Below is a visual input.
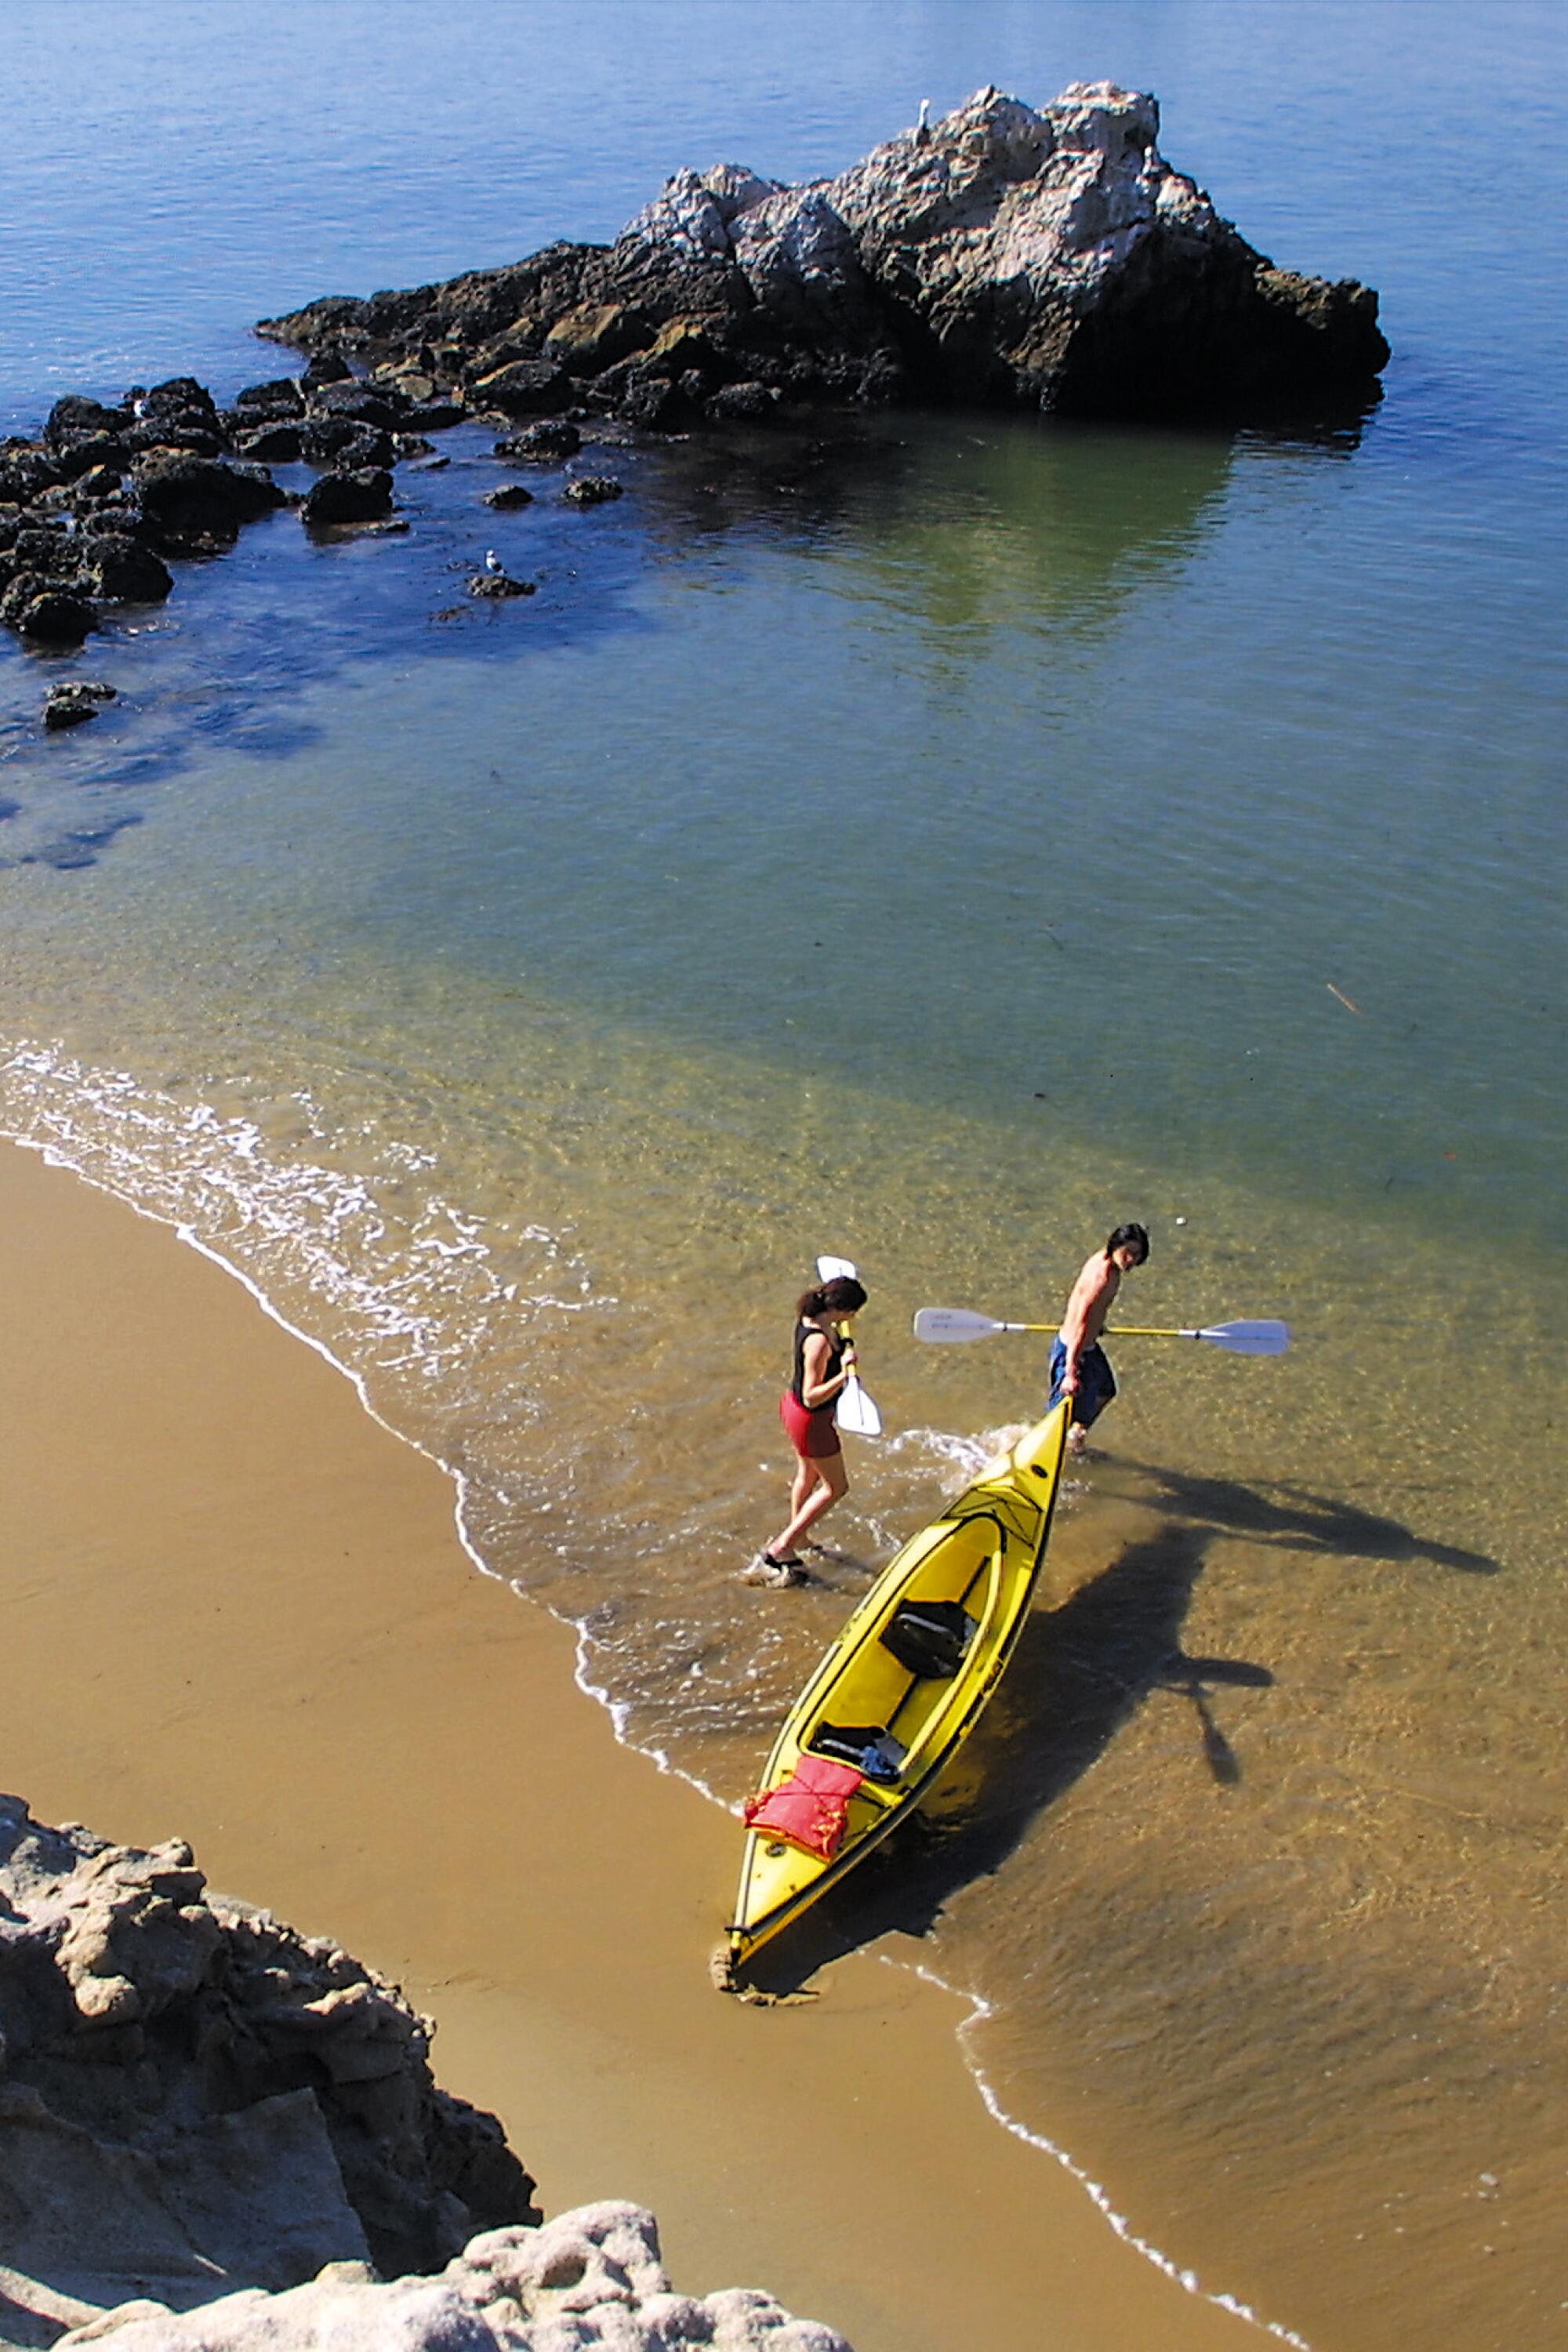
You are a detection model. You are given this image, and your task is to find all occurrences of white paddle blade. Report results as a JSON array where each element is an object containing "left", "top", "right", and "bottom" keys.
[
  {"left": 1200, "top": 1319, "right": 1290, "bottom": 1355},
  {"left": 913, "top": 1306, "right": 1004, "bottom": 1344},
  {"left": 836, "top": 1376, "right": 882, "bottom": 1436},
  {"left": 816, "top": 1254, "right": 858, "bottom": 1283}
]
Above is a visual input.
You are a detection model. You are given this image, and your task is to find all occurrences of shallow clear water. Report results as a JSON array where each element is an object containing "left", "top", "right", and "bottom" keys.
[{"left": 2, "top": 5, "right": 1565, "bottom": 2347}]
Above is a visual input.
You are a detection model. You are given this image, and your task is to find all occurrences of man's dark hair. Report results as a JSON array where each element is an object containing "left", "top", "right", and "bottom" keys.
[{"left": 1105, "top": 1222, "right": 1150, "bottom": 1264}]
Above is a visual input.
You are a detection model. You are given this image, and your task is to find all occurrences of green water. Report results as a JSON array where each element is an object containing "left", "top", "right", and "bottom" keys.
[{"left": 1, "top": 447, "right": 1563, "bottom": 2337}]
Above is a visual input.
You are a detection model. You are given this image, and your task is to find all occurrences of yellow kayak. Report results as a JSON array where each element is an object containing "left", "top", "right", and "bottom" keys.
[{"left": 724, "top": 1398, "right": 1070, "bottom": 1981}]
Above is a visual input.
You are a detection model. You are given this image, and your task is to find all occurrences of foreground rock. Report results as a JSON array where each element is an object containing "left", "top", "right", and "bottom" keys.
[
  {"left": 0, "top": 1802, "right": 852, "bottom": 2352},
  {"left": 0, "top": 1798, "right": 534, "bottom": 2346},
  {"left": 260, "top": 82, "right": 1386, "bottom": 425},
  {"left": 51, "top": 2201, "right": 853, "bottom": 2350}
]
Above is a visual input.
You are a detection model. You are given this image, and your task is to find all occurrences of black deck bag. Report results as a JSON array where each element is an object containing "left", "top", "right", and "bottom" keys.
[
  {"left": 809, "top": 1722, "right": 902, "bottom": 1780},
  {"left": 878, "top": 1599, "right": 975, "bottom": 1680}
]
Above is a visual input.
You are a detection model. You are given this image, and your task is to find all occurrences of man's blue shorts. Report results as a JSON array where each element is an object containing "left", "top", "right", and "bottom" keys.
[{"left": 1048, "top": 1339, "right": 1116, "bottom": 1428}]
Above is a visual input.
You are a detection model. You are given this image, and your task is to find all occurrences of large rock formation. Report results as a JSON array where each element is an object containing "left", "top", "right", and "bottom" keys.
[
  {"left": 0, "top": 1798, "right": 534, "bottom": 2347},
  {"left": 260, "top": 83, "right": 1387, "bottom": 423},
  {"left": 0, "top": 1802, "right": 853, "bottom": 2352}
]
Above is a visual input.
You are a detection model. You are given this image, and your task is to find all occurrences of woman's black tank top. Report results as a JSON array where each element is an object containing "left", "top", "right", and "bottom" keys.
[{"left": 791, "top": 1318, "right": 845, "bottom": 1409}]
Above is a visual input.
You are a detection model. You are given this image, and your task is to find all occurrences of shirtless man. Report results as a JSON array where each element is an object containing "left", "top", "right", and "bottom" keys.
[{"left": 1051, "top": 1222, "right": 1149, "bottom": 1454}]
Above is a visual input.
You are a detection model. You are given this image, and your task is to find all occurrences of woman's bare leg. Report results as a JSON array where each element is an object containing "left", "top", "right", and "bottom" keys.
[{"left": 769, "top": 1450, "right": 848, "bottom": 1557}]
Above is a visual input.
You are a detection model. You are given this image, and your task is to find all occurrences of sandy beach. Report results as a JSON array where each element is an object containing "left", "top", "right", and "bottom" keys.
[{"left": 0, "top": 1138, "right": 1269, "bottom": 2352}]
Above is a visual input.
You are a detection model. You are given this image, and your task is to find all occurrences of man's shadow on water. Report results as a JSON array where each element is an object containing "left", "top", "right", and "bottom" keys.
[
  {"left": 1123, "top": 1461, "right": 1499, "bottom": 1578},
  {"left": 744, "top": 1467, "right": 1498, "bottom": 1994}
]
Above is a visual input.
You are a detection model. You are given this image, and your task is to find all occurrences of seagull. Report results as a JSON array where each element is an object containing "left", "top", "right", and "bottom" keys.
[
  {"left": 484, "top": 549, "right": 503, "bottom": 574},
  {"left": 915, "top": 97, "right": 932, "bottom": 146}
]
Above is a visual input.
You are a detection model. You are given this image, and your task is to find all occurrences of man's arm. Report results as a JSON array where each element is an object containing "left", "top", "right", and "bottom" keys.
[{"left": 1059, "top": 1255, "right": 1112, "bottom": 1392}]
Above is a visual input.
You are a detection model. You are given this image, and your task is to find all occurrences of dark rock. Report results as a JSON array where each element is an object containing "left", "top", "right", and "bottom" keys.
[
  {"left": 483, "top": 482, "right": 535, "bottom": 510},
  {"left": 45, "top": 395, "right": 128, "bottom": 448},
  {"left": 614, "top": 376, "right": 690, "bottom": 431},
  {"left": 300, "top": 414, "right": 369, "bottom": 465},
  {"left": 235, "top": 376, "right": 307, "bottom": 419},
  {"left": 495, "top": 419, "right": 581, "bottom": 463},
  {"left": 79, "top": 534, "right": 175, "bottom": 603},
  {"left": 0, "top": 444, "right": 61, "bottom": 503},
  {"left": 709, "top": 379, "right": 783, "bottom": 422},
  {"left": 302, "top": 467, "right": 394, "bottom": 526},
  {"left": 44, "top": 680, "right": 117, "bottom": 730},
  {"left": 68, "top": 465, "right": 125, "bottom": 507},
  {"left": 53, "top": 431, "right": 131, "bottom": 481},
  {"left": 12, "top": 523, "right": 77, "bottom": 573},
  {"left": 639, "top": 315, "right": 723, "bottom": 379},
  {"left": 302, "top": 350, "right": 355, "bottom": 387},
  {"left": 237, "top": 421, "right": 305, "bottom": 463},
  {"left": 304, "top": 423, "right": 397, "bottom": 470},
  {"left": 561, "top": 474, "right": 625, "bottom": 505},
  {"left": 542, "top": 299, "right": 653, "bottom": 374},
  {"left": 132, "top": 452, "right": 285, "bottom": 552},
  {"left": 468, "top": 568, "right": 536, "bottom": 597},
  {"left": 128, "top": 422, "right": 228, "bottom": 459},
  {"left": 393, "top": 433, "right": 435, "bottom": 459},
  {"left": 147, "top": 374, "right": 218, "bottom": 415},
  {"left": 310, "top": 381, "right": 405, "bottom": 429},
  {"left": 405, "top": 398, "right": 466, "bottom": 432},
  {"left": 470, "top": 358, "right": 572, "bottom": 418},
  {"left": 14, "top": 590, "right": 97, "bottom": 644},
  {"left": 127, "top": 379, "right": 227, "bottom": 456}
]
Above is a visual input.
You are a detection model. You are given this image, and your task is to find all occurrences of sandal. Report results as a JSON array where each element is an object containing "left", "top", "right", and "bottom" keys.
[{"left": 742, "top": 1549, "right": 809, "bottom": 1588}]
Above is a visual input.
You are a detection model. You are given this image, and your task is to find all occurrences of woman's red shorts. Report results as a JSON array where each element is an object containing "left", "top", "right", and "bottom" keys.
[{"left": 780, "top": 1388, "right": 841, "bottom": 1461}]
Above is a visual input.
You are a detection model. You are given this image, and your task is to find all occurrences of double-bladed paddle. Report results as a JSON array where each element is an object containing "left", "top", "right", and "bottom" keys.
[
  {"left": 816, "top": 1254, "right": 883, "bottom": 1434},
  {"left": 913, "top": 1307, "right": 1290, "bottom": 1356}
]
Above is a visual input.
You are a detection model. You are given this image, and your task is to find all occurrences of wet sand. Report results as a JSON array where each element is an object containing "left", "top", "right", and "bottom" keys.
[{"left": 0, "top": 1138, "right": 1263, "bottom": 2352}]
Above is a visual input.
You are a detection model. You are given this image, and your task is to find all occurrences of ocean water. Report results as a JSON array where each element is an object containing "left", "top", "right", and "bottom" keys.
[{"left": 2, "top": 5, "right": 1565, "bottom": 2347}]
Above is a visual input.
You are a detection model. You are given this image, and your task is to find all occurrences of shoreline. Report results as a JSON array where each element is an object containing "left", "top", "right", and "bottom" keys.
[{"left": 0, "top": 1134, "right": 1269, "bottom": 2352}]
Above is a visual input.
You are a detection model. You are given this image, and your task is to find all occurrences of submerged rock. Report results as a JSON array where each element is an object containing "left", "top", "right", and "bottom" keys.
[
  {"left": 13, "top": 588, "right": 98, "bottom": 644},
  {"left": 468, "top": 567, "right": 535, "bottom": 597},
  {"left": 260, "top": 82, "right": 1386, "bottom": 425},
  {"left": 302, "top": 466, "right": 394, "bottom": 527},
  {"left": 43, "top": 680, "right": 118, "bottom": 730},
  {"left": 561, "top": 475, "right": 623, "bottom": 506},
  {"left": 494, "top": 420, "right": 582, "bottom": 463}
]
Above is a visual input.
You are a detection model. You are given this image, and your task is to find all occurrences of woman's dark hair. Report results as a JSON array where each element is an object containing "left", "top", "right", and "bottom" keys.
[
  {"left": 798, "top": 1275, "right": 868, "bottom": 1319},
  {"left": 1105, "top": 1222, "right": 1150, "bottom": 1264}
]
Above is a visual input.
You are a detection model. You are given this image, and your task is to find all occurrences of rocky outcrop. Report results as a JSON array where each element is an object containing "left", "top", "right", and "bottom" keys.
[
  {"left": 0, "top": 1804, "right": 853, "bottom": 2352},
  {"left": 260, "top": 82, "right": 1386, "bottom": 425},
  {"left": 0, "top": 1798, "right": 535, "bottom": 2347},
  {"left": 0, "top": 357, "right": 444, "bottom": 652},
  {"left": 48, "top": 2202, "right": 853, "bottom": 2351},
  {"left": 0, "top": 82, "right": 1385, "bottom": 673}
]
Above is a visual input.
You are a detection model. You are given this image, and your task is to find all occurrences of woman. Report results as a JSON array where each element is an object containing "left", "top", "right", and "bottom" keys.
[{"left": 746, "top": 1273, "right": 868, "bottom": 1587}]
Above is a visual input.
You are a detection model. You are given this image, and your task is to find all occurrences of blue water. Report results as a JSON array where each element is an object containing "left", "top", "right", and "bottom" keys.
[{"left": 2, "top": 6, "right": 1566, "bottom": 2349}]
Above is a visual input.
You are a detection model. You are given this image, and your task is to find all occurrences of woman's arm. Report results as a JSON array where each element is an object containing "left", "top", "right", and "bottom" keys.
[{"left": 800, "top": 1330, "right": 852, "bottom": 1410}]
